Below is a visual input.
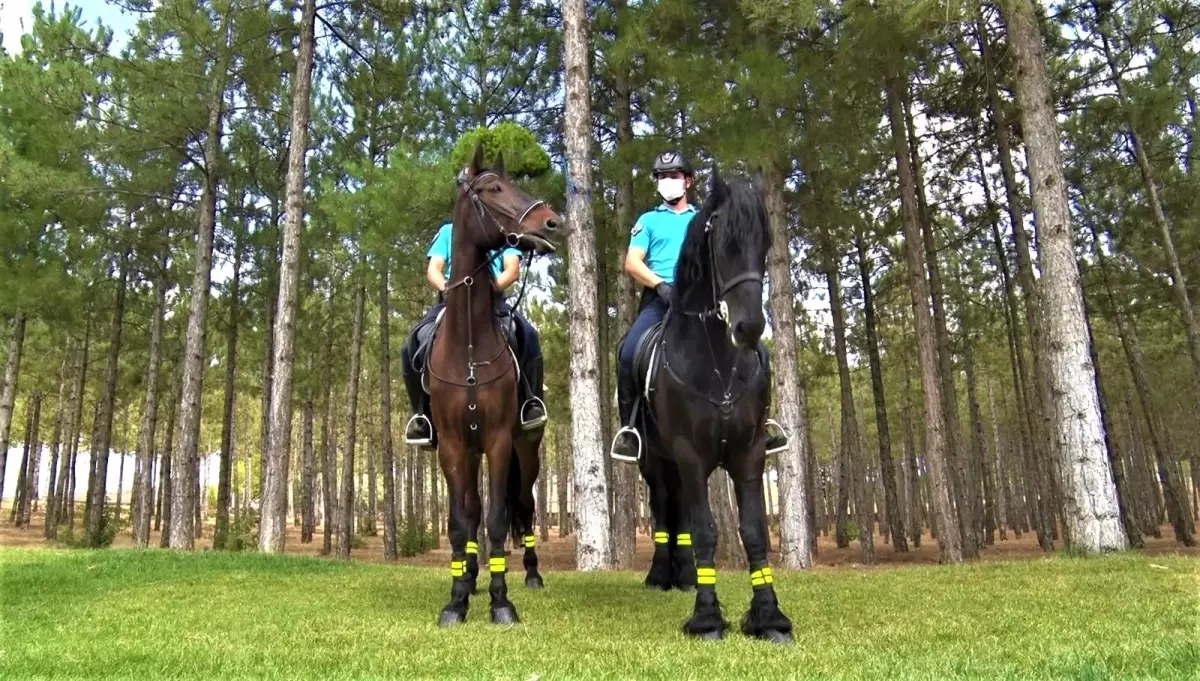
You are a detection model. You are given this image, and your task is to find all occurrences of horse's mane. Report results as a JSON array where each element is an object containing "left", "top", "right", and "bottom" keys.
[{"left": 673, "top": 175, "right": 772, "bottom": 297}]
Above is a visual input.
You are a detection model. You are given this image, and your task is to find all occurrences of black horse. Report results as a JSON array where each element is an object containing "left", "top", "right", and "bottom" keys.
[{"left": 621, "top": 169, "right": 793, "bottom": 643}]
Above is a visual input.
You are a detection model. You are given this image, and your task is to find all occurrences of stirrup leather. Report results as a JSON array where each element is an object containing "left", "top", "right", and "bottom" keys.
[
  {"left": 520, "top": 397, "right": 548, "bottom": 430},
  {"left": 610, "top": 426, "right": 642, "bottom": 463},
  {"left": 404, "top": 413, "right": 433, "bottom": 446},
  {"left": 764, "top": 419, "right": 790, "bottom": 455}
]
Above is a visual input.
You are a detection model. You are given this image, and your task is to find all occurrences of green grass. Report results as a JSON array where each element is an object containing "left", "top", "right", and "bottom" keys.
[{"left": 1, "top": 549, "right": 1196, "bottom": 680}]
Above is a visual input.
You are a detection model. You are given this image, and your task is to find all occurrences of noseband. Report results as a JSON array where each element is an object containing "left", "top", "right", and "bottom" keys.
[{"left": 461, "top": 171, "right": 546, "bottom": 251}]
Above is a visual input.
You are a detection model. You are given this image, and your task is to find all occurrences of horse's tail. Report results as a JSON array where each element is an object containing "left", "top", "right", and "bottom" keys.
[{"left": 506, "top": 449, "right": 525, "bottom": 546}]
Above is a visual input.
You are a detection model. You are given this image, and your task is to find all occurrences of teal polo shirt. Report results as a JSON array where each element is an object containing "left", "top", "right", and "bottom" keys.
[
  {"left": 427, "top": 222, "right": 521, "bottom": 281},
  {"left": 629, "top": 204, "right": 697, "bottom": 285}
]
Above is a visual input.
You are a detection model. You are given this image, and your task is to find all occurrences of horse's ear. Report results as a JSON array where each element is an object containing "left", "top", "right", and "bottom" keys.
[
  {"left": 494, "top": 151, "right": 506, "bottom": 177},
  {"left": 471, "top": 142, "right": 486, "bottom": 175},
  {"left": 750, "top": 171, "right": 765, "bottom": 194},
  {"left": 708, "top": 165, "right": 729, "bottom": 205}
]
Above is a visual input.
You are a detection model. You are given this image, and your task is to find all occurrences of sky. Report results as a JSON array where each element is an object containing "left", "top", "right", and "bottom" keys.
[{"left": 1, "top": 0, "right": 138, "bottom": 54}]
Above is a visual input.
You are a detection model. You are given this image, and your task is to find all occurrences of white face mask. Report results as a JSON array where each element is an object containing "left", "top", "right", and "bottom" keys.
[{"left": 657, "top": 177, "right": 686, "bottom": 203}]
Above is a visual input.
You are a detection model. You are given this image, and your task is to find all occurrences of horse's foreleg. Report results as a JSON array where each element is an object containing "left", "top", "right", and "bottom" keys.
[
  {"left": 515, "top": 440, "right": 544, "bottom": 589},
  {"left": 731, "top": 463, "right": 794, "bottom": 644},
  {"left": 641, "top": 456, "right": 674, "bottom": 591},
  {"left": 677, "top": 457, "right": 727, "bottom": 640},
  {"left": 438, "top": 450, "right": 475, "bottom": 628},
  {"left": 485, "top": 437, "right": 519, "bottom": 624},
  {"left": 665, "top": 460, "right": 696, "bottom": 591}
]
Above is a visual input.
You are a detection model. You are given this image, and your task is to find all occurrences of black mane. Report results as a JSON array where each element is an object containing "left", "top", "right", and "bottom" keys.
[{"left": 673, "top": 174, "right": 772, "bottom": 298}]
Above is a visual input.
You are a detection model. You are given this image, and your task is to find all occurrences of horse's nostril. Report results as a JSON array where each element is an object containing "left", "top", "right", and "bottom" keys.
[{"left": 545, "top": 217, "right": 559, "bottom": 230}]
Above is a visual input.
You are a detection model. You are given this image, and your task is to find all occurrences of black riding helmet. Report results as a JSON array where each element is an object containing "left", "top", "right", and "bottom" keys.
[{"left": 652, "top": 150, "right": 693, "bottom": 178}]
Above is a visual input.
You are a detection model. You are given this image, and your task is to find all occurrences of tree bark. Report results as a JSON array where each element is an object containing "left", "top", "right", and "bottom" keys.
[
  {"left": 158, "top": 380, "right": 178, "bottom": 545},
  {"left": 1000, "top": 0, "right": 1127, "bottom": 552},
  {"left": 338, "top": 281, "right": 365, "bottom": 559},
  {"left": 16, "top": 394, "right": 43, "bottom": 527},
  {"left": 964, "top": 336, "right": 995, "bottom": 546},
  {"left": 213, "top": 222, "right": 242, "bottom": 550},
  {"left": 86, "top": 251, "right": 130, "bottom": 546},
  {"left": 903, "top": 363, "right": 922, "bottom": 547},
  {"left": 556, "top": 425, "right": 570, "bottom": 536},
  {"left": 378, "top": 258, "right": 398, "bottom": 560},
  {"left": 887, "top": 76, "right": 961, "bottom": 562},
  {"left": 133, "top": 250, "right": 168, "bottom": 546},
  {"left": 300, "top": 367, "right": 315, "bottom": 543},
  {"left": 321, "top": 330, "right": 336, "bottom": 555},
  {"left": 762, "top": 162, "right": 814, "bottom": 569},
  {"left": 985, "top": 378, "right": 1011, "bottom": 540},
  {"left": 0, "top": 312, "right": 26, "bottom": 498},
  {"left": 855, "top": 235, "right": 906, "bottom": 552},
  {"left": 44, "top": 351, "right": 70, "bottom": 537},
  {"left": 365, "top": 385, "right": 378, "bottom": 535},
  {"left": 563, "top": 0, "right": 611, "bottom": 570},
  {"left": 259, "top": 0, "right": 316, "bottom": 553}
]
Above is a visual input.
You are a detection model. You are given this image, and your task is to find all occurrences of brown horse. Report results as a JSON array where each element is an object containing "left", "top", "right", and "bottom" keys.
[{"left": 429, "top": 143, "right": 560, "bottom": 627}]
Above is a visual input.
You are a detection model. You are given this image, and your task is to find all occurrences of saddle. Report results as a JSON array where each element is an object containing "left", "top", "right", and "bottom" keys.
[
  {"left": 412, "top": 308, "right": 523, "bottom": 392},
  {"left": 632, "top": 321, "right": 665, "bottom": 402}
]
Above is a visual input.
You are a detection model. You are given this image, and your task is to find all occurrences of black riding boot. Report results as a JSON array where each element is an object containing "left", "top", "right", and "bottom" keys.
[
  {"left": 519, "top": 354, "right": 547, "bottom": 430},
  {"left": 401, "top": 340, "right": 434, "bottom": 448},
  {"left": 758, "top": 347, "right": 789, "bottom": 454},
  {"left": 610, "top": 358, "right": 641, "bottom": 462}
]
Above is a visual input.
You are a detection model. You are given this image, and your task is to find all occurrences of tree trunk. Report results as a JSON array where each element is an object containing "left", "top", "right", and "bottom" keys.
[
  {"left": 170, "top": 24, "right": 231, "bottom": 548},
  {"left": 338, "top": 281, "right": 365, "bottom": 559},
  {"left": 114, "top": 410, "right": 129, "bottom": 525},
  {"left": 158, "top": 381, "right": 178, "bottom": 545},
  {"left": 16, "top": 394, "right": 43, "bottom": 527},
  {"left": 44, "top": 352, "right": 70, "bottom": 537},
  {"left": 134, "top": 251, "right": 168, "bottom": 547},
  {"left": 259, "top": 0, "right": 316, "bottom": 553},
  {"left": 902, "top": 365, "right": 922, "bottom": 547},
  {"left": 321, "top": 331, "right": 336, "bottom": 555},
  {"left": 964, "top": 337, "right": 995, "bottom": 546},
  {"left": 563, "top": 0, "right": 611, "bottom": 570},
  {"left": 57, "top": 321, "right": 90, "bottom": 534},
  {"left": 537, "top": 457, "right": 548, "bottom": 542},
  {"left": 1000, "top": 0, "right": 1126, "bottom": 552},
  {"left": 378, "top": 258, "right": 398, "bottom": 560},
  {"left": 12, "top": 407, "right": 33, "bottom": 525},
  {"left": 710, "top": 470, "right": 744, "bottom": 567},
  {"left": 985, "top": 378, "right": 1011, "bottom": 540},
  {"left": 762, "top": 162, "right": 814, "bottom": 569},
  {"left": 300, "top": 369, "right": 315, "bottom": 543},
  {"left": 855, "top": 235, "right": 906, "bottom": 552},
  {"left": 429, "top": 448, "right": 440, "bottom": 547},
  {"left": 977, "top": 13, "right": 1057, "bottom": 550},
  {"left": 86, "top": 251, "right": 130, "bottom": 547},
  {"left": 214, "top": 223, "right": 242, "bottom": 550},
  {"left": 0, "top": 312, "right": 26, "bottom": 498},
  {"left": 556, "top": 425, "right": 570, "bottom": 536},
  {"left": 365, "top": 386, "right": 378, "bottom": 535},
  {"left": 887, "top": 75, "right": 961, "bottom": 563}
]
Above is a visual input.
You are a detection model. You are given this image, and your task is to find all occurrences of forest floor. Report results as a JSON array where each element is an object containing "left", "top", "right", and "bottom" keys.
[
  {"left": 1, "top": 505, "right": 1197, "bottom": 570},
  {"left": 1, "top": 546, "right": 1195, "bottom": 680}
]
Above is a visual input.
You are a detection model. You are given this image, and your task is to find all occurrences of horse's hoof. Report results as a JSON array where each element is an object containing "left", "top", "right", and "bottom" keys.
[
  {"left": 467, "top": 579, "right": 479, "bottom": 595},
  {"left": 759, "top": 629, "right": 794, "bottom": 645},
  {"left": 696, "top": 629, "right": 724, "bottom": 641},
  {"left": 438, "top": 610, "right": 466, "bottom": 628},
  {"left": 674, "top": 583, "right": 696, "bottom": 593},
  {"left": 644, "top": 581, "right": 672, "bottom": 592},
  {"left": 525, "top": 576, "right": 544, "bottom": 590},
  {"left": 491, "top": 605, "right": 520, "bottom": 625}
]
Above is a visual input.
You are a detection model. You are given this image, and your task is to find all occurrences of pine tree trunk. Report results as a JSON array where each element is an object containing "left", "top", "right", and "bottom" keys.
[
  {"left": 44, "top": 352, "right": 70, "bottom": 537},
  {"left": 1000, "top": 0, "right": 1127, "bottom": 552},
  {"left": 300, "top": 372, "right": 315, "bottom": 543},
  {"left": 338, "top": 281, "right": 365, "bottom": 559},
  {"left": 86, "top": 251, "right": 130, "bottom": 547},
  {"left": 365, "top": 389, "right": 378, "bottom": 535},
  {"left": 56, "top": 323, "right": 89, "bottom": 535},
  {"left": 887, "top": 76, "right": 961, "bottom": 562},
  {"left": 377, "top": 259, "right": 398, "bottom": 560},
  {"left": 762, "top": 162, "right": 814, "bottom": 569},
  {"left": 964, "top": 337, "right": 995, "bottom": 546},
  {"left": 537, "top": 458, "right": 548, "bottom": 542},
  {"left": 16, "top": 394, "right": 43, "bottom": 527},
  {"left": 12, "top": 407, "right": 33, "bottom": 525},
  {"left": 986, "top": 378, "right": 1011, "bottom": 540},
  {"left": 170, "top": 27, "right": 230, "bottom": 548},
  {"left": 158, "top": 385, "right": 177, "bottom": 545},
  {"left": 856, "top": 235, "right": 906, "bottom": 551},
  {"left": 133, "top": 252, "right": 167, "bottom": 548},
  {"left": 321, "top": 331, "right": 336, "bottom": 555},
  {"left": 710, "top": 470, "right": 744, "bottom": 567},
  {"left": 903, "top": 374, "right": 922, "bottom": 547},
  {"left": 563, "top": 0, "right": 611, "bottom": 570},
  {"left": 0, "top": 312, "right": 26, "bottom": 498},
  {"left": 556, "top": 425, "right": 570, "bottom": 536},
  {"left": 429, "top": 450, "right": 440, "bottom": 547},
  {"left": 259, "top": 0, "right": 315, "bottom": 553},
  {"left": 114, "top": 412, "right": 128, "bottom": 525},
  {"left": 214, "top": 224, "right": 242, "bottom": 550}
]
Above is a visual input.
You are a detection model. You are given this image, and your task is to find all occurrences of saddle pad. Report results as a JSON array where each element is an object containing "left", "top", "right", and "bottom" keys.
[{"left": 632, "top": 321, "right": 665, "bottom": 401}]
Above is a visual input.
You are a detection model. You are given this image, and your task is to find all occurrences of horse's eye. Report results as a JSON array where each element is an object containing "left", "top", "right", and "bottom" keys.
[{"left": 489, "top": 185, "right": 501, "bottom": 193}]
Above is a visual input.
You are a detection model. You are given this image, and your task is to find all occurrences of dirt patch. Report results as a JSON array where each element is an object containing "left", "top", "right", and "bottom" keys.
[{"left": 3, "top": 503, "right": 1195, "bottom": 570}]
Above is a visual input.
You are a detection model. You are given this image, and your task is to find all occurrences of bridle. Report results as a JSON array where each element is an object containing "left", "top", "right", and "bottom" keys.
[
  {"left": 428, "top": 170, "right": 546, "bottom": 441},
  {"left": 683, "top": 211, "right": 765, "bottom": 326}
]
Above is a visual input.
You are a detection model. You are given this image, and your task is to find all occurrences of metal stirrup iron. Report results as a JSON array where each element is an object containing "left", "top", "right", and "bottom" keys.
[
  {"left": 610, "top": 426, "right": 642, "bottom": 463},
  {"left": 764, "top": 418, "right": 789, "bottom": 455},
  {"left": 520, "top": 397, "right": 548, "bottom": 431},
  {"left": 404, "top": 413, "right": 433, "bottom": 446}
]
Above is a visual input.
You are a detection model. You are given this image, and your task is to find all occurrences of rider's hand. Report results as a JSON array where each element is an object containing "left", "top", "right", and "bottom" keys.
[{"left": 655, "top": 282, "right": 674, "bottom": 305}]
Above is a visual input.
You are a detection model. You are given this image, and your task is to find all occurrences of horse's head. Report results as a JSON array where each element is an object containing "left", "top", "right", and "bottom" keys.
[
  {"left": 678, "top": 168, "right": 772, "bottom": 349},
  {"left": 458, "top": 142, "right": 560, "bottom": 255}
]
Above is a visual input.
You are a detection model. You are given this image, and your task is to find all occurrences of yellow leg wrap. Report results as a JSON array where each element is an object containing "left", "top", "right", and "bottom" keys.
[
  {"left": 750, "top": 566, "right": 775, "bottom": 587},
  {"left": 523, "top": 535, "right": 536, "bottom": 549},
  {"left": 676, "top": 533, "right": 693, "bottom": 547},
  {"left": 653, "top": 531, "right": 669, "bottom": 545},
  {"left": 466, "top": 541, "right": 479, "bottom": 555},
  {"left": 489, "top": 556, "right": 507, "bottom": 573},
  {"left": 450, "top": 560, "right": 466, "bottom": 578},
  {"left": 696, "top": 566, "right": 717, "bottom": 586}
]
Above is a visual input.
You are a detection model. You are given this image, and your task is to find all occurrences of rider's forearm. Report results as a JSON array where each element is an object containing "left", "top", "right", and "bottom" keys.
[
  {"left": 624, "top": 255, "right": 663, "bottom": 290},
  {"left": 426, "top": 263, "right": 446, "bottom": 291},
  {"left": 495, "top": 257, "right": 520, "bottom": 289}
]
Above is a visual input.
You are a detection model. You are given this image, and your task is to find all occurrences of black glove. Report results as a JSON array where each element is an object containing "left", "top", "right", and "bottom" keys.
[{"left": 654, "top": 282, "right": 674, "bottom": 305}]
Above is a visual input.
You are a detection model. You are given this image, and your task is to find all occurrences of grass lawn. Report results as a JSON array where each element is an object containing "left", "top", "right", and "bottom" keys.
[{"left": 1, "top": 548, "right": 1196, "bottom": 680}]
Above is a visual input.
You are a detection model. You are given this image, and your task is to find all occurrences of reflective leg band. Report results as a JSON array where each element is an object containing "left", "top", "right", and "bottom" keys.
[
  {"left": 654, "top": 531, "right": 669, "bottom": 545},
  {"left": 450, "top": 560, "right": 466, "bottom": 578},
  {"left": 523, "top": 535, "right": 536, "bottom": 549},
  {"left": 676, "top": 533, "right": 693, "bottom": 547},
  {"left": 489, "top": 556, "right": 507, "bottom": 573},
  {"left": 466, "top": 541, "right": 478, "bottom": 555},
  {"left": 750, "top": 566, "right": 774, "bottom": 588},
  {"left": 696, "top": 566, "right": 717, "bottom": 586}
]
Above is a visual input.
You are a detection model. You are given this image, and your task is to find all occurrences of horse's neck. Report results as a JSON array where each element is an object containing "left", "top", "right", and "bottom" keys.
[{"left": 442, "top": 212, "right": 500, "bottom": 358}]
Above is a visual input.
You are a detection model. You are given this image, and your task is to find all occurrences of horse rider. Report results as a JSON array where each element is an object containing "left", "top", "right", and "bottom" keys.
[
  {"left": 609, "top": 149, "right": 789, "bottom": 462},
  {"left": 401, "top": 184, "right": 547, "bottom": 448}
]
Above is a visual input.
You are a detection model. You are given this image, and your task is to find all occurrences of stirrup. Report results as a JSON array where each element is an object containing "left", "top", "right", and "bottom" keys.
[
  {"left": 520, "top": 397, "right": 548, "bottom": 431},
  {"left": 404, "top": 413, "right": 433, "bottom": 446},
  {"left": 764, "top": 419, "right": 790, "bottom": 455},
  {"left": 609, "top": 426, "right": 642, "bottom": 463}
]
